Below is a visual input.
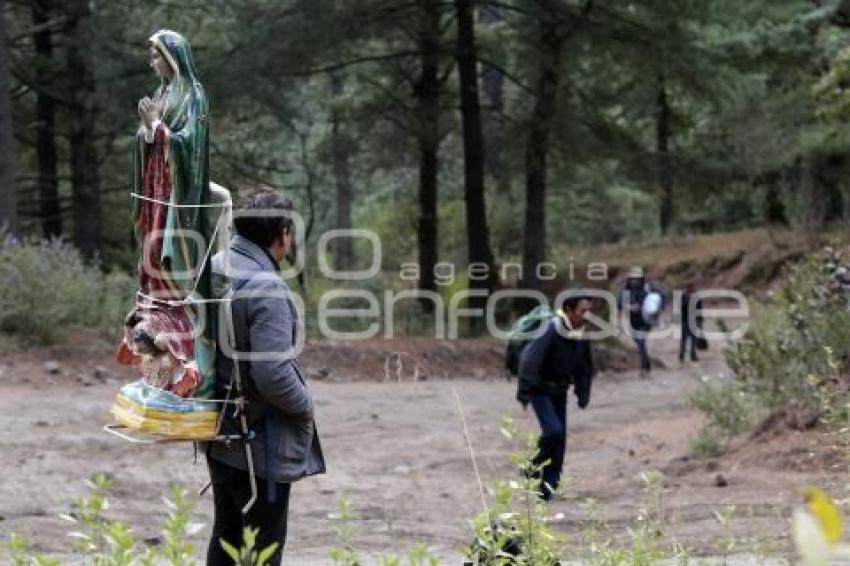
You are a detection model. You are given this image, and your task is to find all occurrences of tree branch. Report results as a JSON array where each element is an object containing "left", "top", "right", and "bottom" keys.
[
  {"left": 475, "top": 56, "right": 535, "bottom": 95},
  {"left": 281, "top": 50, "right": 423, "bottom": 77}
]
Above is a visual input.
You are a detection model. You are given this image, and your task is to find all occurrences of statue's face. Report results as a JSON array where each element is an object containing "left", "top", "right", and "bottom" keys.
[{"left": 149, "top": 44, "right": 173, "bottom": 79}]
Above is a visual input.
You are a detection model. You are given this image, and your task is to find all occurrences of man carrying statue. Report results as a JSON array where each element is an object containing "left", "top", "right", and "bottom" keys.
[{"left": 111, "top": 30, "right": 324, "bottom": 565}]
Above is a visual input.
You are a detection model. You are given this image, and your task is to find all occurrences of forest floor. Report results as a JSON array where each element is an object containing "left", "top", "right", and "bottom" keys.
[{"left": 0, "top": 328, "right": 847, "bottom": 564}]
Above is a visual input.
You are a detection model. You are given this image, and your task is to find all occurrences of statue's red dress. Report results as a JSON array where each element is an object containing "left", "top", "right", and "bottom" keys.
[{"left": 116, "top": 124, "right": 199, "bottom": 397}]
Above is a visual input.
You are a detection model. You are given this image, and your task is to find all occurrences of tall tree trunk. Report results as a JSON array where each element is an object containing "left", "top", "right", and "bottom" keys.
[
  {"left": 797, "top": 153, "right": 845, "bottom": 229},
  {"left": 800, "top": 156, "right": 822, "bottom": 230},
  {"left": 330, "top": 75, "right": 353, "bottom": 271},
  {"left": 66, "top": 0, "right": 100, "bottom": 258},
  {"left": 756, "top": 171, "right": 789, "bottom": 226},
  {"left": 763, "top": 185, "right": 788, "bottom": 226},
  {"left": 479, "top": 3, "right": 505, "bottom": 188},
  {"left": 479, "top": 3, "right": 517, "bottom": 261},
  {"left": 656, "top": 73, "right": 673, "bottom": 235},
  {"left": 479, "top": 3, "right": 503, "bottom": 114},
  {"left": 832, "top": 0, "right": 850, "bottom": 27},
  {"left": 32, "top": 0, "right": 61, "bottom": 239},
  {"left": 414, "top": 0, "right": 441, "bottom": 312},
  {"left": 823, "top": 153, "right": 845, "bottom": 223},
  {"left": 0, "top": 0, "right": 17, "bottom": 235},
  {"left": 521, "top": 18, "right": 565, "bottom": 291},
  {"left": 455, "top": 0, "right": 496, "bottom": 330}
]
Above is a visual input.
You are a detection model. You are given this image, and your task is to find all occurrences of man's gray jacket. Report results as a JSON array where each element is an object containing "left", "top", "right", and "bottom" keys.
[{"left": 208, "top": 235, "right": 325, "bottom": 483}]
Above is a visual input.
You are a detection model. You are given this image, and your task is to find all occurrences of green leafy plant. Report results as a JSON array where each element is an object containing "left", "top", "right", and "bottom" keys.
[
  {"left": 690, "top": 382, "right": 757, "bottom": 439},
  {"left": 688, "top": 426, "right": 726, "bottom": 458},
  {"left": 219, "top": 527, "right": 279, "bottom": 566},
  {"left": 329, "top": 497, "right": 361, "bottom": 566},
  {"left": 4, "top": 473, "right": 273, "bottom": 566},
  {"left": 713, "top": 505, "right": 737, "bottom": 564},
  {"left": 689, "top": 379, "right": 759, "bottom": 455},
  {"left": 464, "top": 416, "right": 568, "bottom": 565}
]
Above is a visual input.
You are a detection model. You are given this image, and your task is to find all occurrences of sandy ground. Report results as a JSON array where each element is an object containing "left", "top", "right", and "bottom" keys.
[{"left": 0, "top": 332, "right": 847, "bottom": 565}]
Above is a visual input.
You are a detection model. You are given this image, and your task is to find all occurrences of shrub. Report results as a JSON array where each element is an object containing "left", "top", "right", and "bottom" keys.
[
  {"left": 689, "top": 380, "right": 759, "bottom": 439},
  {"left": 689, "top": 427, "right": 726, "bottom": 458},
  {"left": 0, "top": 238, "right": 134, "bottom": 344},
  {"left": 725, "top": 253, "right": 850, "bottom": 412},
  {"left": 692, "top": 249, "right": 850, "bottom": 453}
]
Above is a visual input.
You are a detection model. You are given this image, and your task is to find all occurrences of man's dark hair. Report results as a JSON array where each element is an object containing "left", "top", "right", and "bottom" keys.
[
  {"left": 562, "top": 292, "right": 594, "bottom": 311},
  {"left": 232, "top": 189, "right": 294, "bottom": 248}
]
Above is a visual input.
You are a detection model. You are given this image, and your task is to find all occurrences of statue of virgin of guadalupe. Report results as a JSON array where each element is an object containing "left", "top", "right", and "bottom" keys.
[{"left": 115, "top": 30, "right": 217, "bottom": 400}]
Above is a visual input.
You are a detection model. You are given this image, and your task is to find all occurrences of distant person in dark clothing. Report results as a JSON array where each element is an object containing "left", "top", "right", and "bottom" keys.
[
  {"left": 516, "top": 295, "right": 595, "bottom": 501},
  {"left": 618, "top": 266, "right": 663, "bottom": 379},
  {"left": 679, "top": 282, "right": 704, "bottom": 363}
]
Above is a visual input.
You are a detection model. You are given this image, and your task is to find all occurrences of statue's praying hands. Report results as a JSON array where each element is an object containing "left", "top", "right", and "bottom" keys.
[{"left": 138, "top": 96, "right": 158, "bottom": 129}]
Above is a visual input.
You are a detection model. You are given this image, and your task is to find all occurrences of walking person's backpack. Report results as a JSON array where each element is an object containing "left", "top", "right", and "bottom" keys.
[
  {"left": 504, "top": 306, "right": 556, "bottom": 377},
  {"left": 641, "top": 288, "right": 663, "bottom": 326}
]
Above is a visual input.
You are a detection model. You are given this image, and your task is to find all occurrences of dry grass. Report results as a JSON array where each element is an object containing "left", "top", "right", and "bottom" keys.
[
  {"left": 553, "top": 227, "right": 850, "bottom": 292},
  {"left": 568, "top": 228, "right": 801, "bottom": 269}
]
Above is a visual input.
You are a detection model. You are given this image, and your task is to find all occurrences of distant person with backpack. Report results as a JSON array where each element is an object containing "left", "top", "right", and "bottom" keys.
[
  {"left": 679, "top": 282, "right": 705, "bottom": 363},
  {"left": 618, "top": 266, "right": 663, "bottom": 379},
  {"left": 511, "top": 295, "right": 595, "bottom": 501}
]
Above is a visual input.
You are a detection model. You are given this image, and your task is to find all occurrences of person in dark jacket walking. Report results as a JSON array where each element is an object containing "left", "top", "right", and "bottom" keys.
[
  {"left": 206, "top": 189, "right": 325, "bottom": 565},
  {"left": 618, "top": 266, "right": 660, "bottom": 379},
  {"left": 679, "top": 282, "right": 704, "bottom": 363},
  {"left": 516, "top": 295, "right": 595, "bottom": 501}
]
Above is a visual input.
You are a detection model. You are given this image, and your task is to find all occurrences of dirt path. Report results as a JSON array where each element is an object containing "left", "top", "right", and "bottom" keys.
[{"left": 0, "top": 334, "right": 844, "bottom": 564}]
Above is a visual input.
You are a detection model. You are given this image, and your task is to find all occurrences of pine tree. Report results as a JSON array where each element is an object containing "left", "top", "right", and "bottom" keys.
[
  {"left": 0, "top": 0, "right": 17, "bottom": 235},
  {"left": 456, "top": 0, "right": 496, "bottom": 327},
  {"left": 31, "top": 0, "right": 60, "bottom": 239}
]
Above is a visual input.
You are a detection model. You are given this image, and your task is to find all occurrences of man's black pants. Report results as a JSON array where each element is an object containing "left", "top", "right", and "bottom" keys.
[
  {"left": 528, "top": 389, "right": 567, "bottom": 500},
  {"left": 206, "top": 458, "right": 292, "bottom": 566},
  {"left": 634, "top": 336, "right": 651, "bottom": 371},
  {"left": 679, "top": 325, "right": 698, "bottom": 361}
]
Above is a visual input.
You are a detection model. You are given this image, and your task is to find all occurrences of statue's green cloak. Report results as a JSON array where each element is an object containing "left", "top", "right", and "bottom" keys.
[{"left": 131, "top": 29, "right": 215, "bottom": 397}]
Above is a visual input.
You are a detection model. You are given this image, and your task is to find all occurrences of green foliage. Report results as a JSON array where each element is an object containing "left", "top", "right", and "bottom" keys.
[
  {"left": 160, "top": 486, "right": 201, "bottom": 565},
  {"left": 0, "top": 238, "right": 134, "bottom": 343},
  {"left": 329, "top": 497, "right": 361, "bottom": 566},
  {"left": 548, "top": 174, "right": 660, "bottom": 246},
  {"left": 713, "top": 505, "right": 738, "bottom": 561},
  {"left": 693, "top": 250, "right": 850, "bottom": 453},
  {"left": 358, "top": 198, "right": 419, "bottom": 271},
  {"left": 726, "top": 253, "right": 850, "bottom": 410},
  {"left": 814, "top": 45, "right": 850, "bottom": 122},
  {"left": 689, "top": 380, "right": 759, "bottom": 439},
  {"left": 4, "top": 473, "right": 275, "bottom": 566},
  {"left": 219, "top": 527, "right": 278, "bottom": 566},
  {"left": 466, "top": 417, "right": 568, "bottom": 565},
  {"left": 581, "top": 470, "right": 667, "bottom": 566},
  {"left": 688, "top": 427, "right": 726, "bottom": 459},
  {"left": 299, "top": 271, "right": 442, "bottom": 339},
  {"left": 7, "top": 532, "right": 59, "bottom": 566}
]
